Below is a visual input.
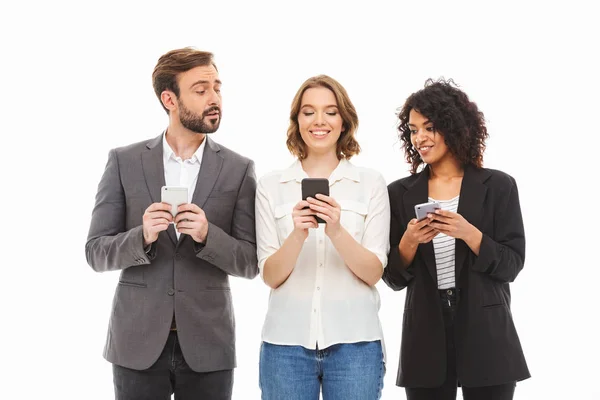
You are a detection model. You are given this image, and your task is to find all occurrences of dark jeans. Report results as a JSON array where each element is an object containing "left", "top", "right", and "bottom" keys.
[
  {"left": 405, "top": 289, "right": 516, "bottom": 400},
  {"left": 113, "top": 331, "right": 233, "bottom": 400}
]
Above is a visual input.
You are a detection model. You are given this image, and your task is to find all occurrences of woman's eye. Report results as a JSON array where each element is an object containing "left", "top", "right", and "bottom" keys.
[
  {"left": 426, "top": 126, "right": 435, "bottom": 132},
  {"left": 326, "top": 112, "right": 337, "bottom": 116},
  {"left": 409, "top": 129, "right": 417, "bottom": 135},
  {"left": 303, "top": 112, "right": 315, "bottom": 116}
]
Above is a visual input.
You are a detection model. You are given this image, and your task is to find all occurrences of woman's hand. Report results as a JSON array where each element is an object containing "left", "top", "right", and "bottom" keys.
[
  {"left": 291, "top": 200, "right": 318, "bottom": 241},
  {"left": 307, "top": 194, "right": 343, "bottom": 239},
  {"left": 403, "top": 217, "right": 439, "bottom": 247}
]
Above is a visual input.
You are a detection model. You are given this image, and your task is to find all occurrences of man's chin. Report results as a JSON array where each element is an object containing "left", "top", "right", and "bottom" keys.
[{"left": 203, "top": 123, "right": 220, "bottom": 134}]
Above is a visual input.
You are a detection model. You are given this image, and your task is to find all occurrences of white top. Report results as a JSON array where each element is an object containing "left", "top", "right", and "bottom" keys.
[
  {"left": 162, "top": 133, "right": 206, "bottom": 240},
  {"left": 429, "top": 195, "right": 459, "bottom": 289},
  {"left": 255, "top": 159, "right": 391, "bottom": 351}
]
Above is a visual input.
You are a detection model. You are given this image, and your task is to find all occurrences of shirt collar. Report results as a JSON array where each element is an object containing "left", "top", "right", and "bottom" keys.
[
  {"left": 279, "top": 159, "right": 360, "bottom": 184},
  {"left": 162, "top": 131, "right": 206, "bottom": 164}
]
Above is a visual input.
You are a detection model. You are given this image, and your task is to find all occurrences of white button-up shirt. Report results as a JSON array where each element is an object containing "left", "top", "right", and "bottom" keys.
[
  {"left": 162, "top": 133, "right": 206, "bottom": 240},
  {"left": 256, "top": 159, "right": 390, "bottom": 350}
]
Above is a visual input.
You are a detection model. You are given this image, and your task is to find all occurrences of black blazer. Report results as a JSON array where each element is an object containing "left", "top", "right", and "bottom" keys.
[{"left": 383, "top": 165, "right": 530, "bottom": 388}]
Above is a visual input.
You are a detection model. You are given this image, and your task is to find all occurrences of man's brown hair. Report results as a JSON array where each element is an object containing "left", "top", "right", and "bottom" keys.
[{"left": 152, "top": 47, "right": 217, "bottom": 113}]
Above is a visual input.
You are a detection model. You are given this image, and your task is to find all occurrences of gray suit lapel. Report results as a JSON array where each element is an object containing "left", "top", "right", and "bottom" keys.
[
  {"left": 176, "top": 137, "right": 223, "bottom": 247},
  {"left": 141, "top": 134, "right": 177, "bottom": 245},
  {"left": 191, "top": 136, "right": 223, "bottom": 209}
]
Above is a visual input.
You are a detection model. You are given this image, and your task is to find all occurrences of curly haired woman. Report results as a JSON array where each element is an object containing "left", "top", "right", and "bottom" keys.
[{"left": 383, "top": 79, "right": 530, "bottom": 400}]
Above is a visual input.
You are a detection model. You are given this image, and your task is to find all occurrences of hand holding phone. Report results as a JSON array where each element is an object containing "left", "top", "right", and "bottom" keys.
[
  {"left": 414, "top": 201, "right": 441, "bottom": 221},
  {"left": 161, "top": 186, "right": 189, "bottom": 218},
  {"left": 301, "top": 178, "right": 329, "bottom": 224}
]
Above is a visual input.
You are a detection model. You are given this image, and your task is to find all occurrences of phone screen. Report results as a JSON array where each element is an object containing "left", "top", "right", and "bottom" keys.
[{"left": 301, "top": 178, "right": 329, "bottom": 224}]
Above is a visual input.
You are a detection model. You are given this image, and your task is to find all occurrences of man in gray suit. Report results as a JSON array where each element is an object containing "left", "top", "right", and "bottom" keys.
[{"left": 86, "top": 48, "right": 258, "bottom": 400}]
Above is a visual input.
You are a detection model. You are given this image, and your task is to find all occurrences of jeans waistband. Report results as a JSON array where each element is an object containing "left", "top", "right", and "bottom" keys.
[
  {"left": 438, "top": 288, "right": 460, "bottom": 307},
  {"left": 438, "top": 288, "right": 459, "bottom": 298}
]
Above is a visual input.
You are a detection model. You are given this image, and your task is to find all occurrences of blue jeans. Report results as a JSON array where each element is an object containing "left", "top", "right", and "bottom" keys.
[{"left": 259, "top": 341, "right": 384, "bottom": 400}]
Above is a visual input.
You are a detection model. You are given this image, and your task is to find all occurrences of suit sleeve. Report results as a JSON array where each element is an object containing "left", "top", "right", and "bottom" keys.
[
  {"left": 382, "top": 185, "right": 415, "bottom": 291},
  {"left": 85, "top": 149, "right": 153, "bottom": 272},
  {"left": 195, "top": 160, "right": 259, "bottom": 279},
  {"left": 471, "top": 176, "right": 525, "bottom": 282}
]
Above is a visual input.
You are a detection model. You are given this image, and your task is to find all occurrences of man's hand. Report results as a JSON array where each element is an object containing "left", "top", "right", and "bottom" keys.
[
  {"left": 142, "top": 202, "right": 173, "bottom": 246},
  {"left": 174, "top": 204, "right": 209, "bottom": 244}
]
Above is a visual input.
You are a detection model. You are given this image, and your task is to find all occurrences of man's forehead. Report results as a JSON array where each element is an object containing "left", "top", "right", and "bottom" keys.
[{"left": 180, "top": 65, "right": 220, "bottom": 86}]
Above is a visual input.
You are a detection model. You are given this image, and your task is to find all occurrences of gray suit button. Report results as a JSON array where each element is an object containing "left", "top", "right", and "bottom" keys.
[
  {"left": 167, "top": 289, "right": 175, "bottom": 296},
  {"left": 174, "top": 253, "right": 182, "bottom": 260}
]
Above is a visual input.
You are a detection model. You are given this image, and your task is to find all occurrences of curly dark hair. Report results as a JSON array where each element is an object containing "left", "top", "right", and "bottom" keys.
[{"left": 398, "top": 78, "right": 489, "bottom": 174}]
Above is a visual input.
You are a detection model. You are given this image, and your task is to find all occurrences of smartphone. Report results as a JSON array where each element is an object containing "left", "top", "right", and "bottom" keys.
[
  {"left": 161, "top": 186, "right": 188, "bottom": 218},
  {"left": 414, "top": 201, "right": 441, "bottom": 221},
  {"left": 301, "top": 178, "right": 330, "bottom": 224}
]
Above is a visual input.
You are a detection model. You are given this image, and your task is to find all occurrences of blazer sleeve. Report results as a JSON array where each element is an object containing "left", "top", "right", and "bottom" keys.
[
  {"left": 471, "top": 175, "right": 525, "bottom": 283},
  {"left": 85, "top": 149, "right": 153, "bottom": 272},
  {"left": 195, "top": 160, "right": 259, "bottom": 279},
  {"left": 382, "top": 184, "right": 415, "bottom": 291}
]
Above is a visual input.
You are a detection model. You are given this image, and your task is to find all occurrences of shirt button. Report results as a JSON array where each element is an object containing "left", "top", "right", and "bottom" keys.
[
  {"left": 168, "top": 289, "right": 175, "bottom": 296},
  {"left": 319, "top": 263, "right": 323, "bottom": 267},
  {"left": 317, "top": 287, "right": 320, "bottom": 291},
  {"left": 447, "top": 289, "right": 453, "bottom": 295},
  {"left": 313, "top": 309, "right": 317, "bottom": 313},
  {"left": 319, "top": 240, "right": 323, "bottom": 244}
]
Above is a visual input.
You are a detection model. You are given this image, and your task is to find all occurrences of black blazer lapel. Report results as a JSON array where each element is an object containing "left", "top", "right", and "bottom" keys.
[
  {"left": 403, "top": 167, "right": 438, "bottom": 283},
  {"left": 141, "top": 134, "right": 177, "bottom": 245},
  {"left": 455, "top": 165, "right": 490, "bottom": 279}
]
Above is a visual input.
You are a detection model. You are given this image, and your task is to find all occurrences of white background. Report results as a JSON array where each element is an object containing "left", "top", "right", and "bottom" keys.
[{"left": 2, "top": 1, "right": 598, "bottom": 399}]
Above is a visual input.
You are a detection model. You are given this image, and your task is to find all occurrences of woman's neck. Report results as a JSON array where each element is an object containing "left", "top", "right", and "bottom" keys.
[
  {"left": 301, "top": 151, "right": 340, "bottom": 179},
  {"left": 429, "top": 157, "right": 464, "bottom": 180}
]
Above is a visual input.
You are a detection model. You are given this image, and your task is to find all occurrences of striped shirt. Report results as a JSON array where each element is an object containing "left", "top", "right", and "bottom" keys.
[{"left": 429, "top": 195, "right": 459, "bottom": 289}]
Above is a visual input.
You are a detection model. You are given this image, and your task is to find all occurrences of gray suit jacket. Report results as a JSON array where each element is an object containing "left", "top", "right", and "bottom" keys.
[{"left": 85, "top": 134, "right": 258, "bottom": 372}]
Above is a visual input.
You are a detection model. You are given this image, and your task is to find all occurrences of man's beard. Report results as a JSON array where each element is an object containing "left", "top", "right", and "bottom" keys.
[{"left": 178, "top": 100, "right": 221, "bottom": 134}]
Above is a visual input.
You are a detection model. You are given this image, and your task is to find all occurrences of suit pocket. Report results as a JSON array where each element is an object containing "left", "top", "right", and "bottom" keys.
[
  {"left": 209, "top": 189, "right": 238, "bottom": 198},
  {"left": 204, "top": 286, "right": 231, "bottom": 291},
  {"left": 482, "top": 302, "right": 506, "bottom": 309},
  {"left": 118, "top": 266, "right": 146, "bottom": 288},
  {"left": 118, "top": 280, "right": 147, "bottom": 288}
]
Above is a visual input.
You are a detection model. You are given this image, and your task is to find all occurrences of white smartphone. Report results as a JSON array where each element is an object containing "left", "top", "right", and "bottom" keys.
[
  {"left": 161, "top": 186, "right": 188, "bottom": 217},
  {"left": 414, "top": 201, "right": 441, "bottom": 221}
]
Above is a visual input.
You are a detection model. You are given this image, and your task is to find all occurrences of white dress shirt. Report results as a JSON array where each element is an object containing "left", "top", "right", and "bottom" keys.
[
  {"left": 162, "top": 133, "right": 206, "bottom": 240},
  {"left": 255, "top": 159, "right": 391, "bottom": 351}
]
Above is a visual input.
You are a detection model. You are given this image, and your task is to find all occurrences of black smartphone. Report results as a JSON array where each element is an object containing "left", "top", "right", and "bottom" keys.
[{"left": 301, "top": 178, "right": 330, "bottom": 224}]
